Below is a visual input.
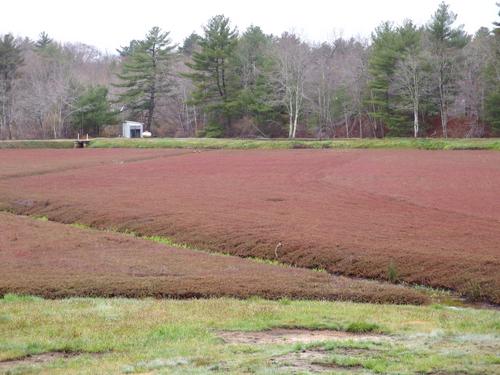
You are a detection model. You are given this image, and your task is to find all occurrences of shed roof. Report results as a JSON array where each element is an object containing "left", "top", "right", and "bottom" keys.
[{"left": 123, "top": 121, "right": 143, "bottom": 126}]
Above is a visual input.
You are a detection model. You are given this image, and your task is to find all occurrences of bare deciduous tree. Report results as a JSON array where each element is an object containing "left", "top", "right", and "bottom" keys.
[
  {"left": 271, "top": 32, "right": 309, "bottom": 138},
  {"left": 392, "top": 49, "right": 430, "bottom": 138}
]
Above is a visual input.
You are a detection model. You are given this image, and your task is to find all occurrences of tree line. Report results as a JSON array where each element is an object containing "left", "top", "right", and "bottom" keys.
[{"left": 0, "top": 2, "right": 499, "bottom": 139}]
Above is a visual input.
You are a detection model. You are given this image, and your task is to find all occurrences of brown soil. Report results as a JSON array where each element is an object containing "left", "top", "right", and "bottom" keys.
[
  {"left": 217, "top": 329, "right": 387, "bottom": 345},
  {"left": 270, "top": 350, "right": 364, "bottom": 374},
  {"left": 0, "top": 212, "right": 426, "bottom": 303},
  {"left": 0, "top": 351, "right": 80, "bottom": 371},
  {"left": 1, "top": 149, "right": 498, "bottom": 303},
  {"left": 219, "top": 328, "right": 379, "bottom": 373}
]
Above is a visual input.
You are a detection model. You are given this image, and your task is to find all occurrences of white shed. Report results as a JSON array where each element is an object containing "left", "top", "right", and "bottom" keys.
[{"left": 122, "top": 121, "right": 143, "bottom": 138}]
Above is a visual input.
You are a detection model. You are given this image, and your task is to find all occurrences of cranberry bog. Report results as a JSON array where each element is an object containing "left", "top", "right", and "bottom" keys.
[
  {"left": 0, "top": 148, "right": 190, "bottom": 179},
  {"left": 1, "top": 212, "right": 426, "bottom": 303},
  {"left": 1, "top": 148, "right": 499, "bottom": 304}
]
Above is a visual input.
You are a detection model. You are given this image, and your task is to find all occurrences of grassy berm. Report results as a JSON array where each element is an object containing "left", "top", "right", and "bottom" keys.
[{"left": 2, "top": 137, "right": 500, "bottom": 150}]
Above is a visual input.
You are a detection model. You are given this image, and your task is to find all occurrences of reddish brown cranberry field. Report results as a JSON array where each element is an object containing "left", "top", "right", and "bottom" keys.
[
  {"left": 1, "top": 148, "right": 499, "bottom": 303},
  {"left": 0, "top": 212, "right": 425, "bottom": 303},
  {"left": 0, "top": 148, "right": 189, "bottom": 179}
]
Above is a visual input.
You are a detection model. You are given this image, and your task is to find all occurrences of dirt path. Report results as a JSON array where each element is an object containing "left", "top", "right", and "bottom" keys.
[{"left": 217, "top": 329, "right": 389, "bottom": 345}]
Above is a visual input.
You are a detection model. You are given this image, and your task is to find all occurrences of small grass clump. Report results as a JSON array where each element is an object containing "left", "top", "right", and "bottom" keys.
[
  {"left": 345, "top": 322, "right": 380, "bottom": 333},
  {"left": 1, "top": 294, "right": 43, "bottom": 302},
  {"left": 464, "top": 280, "right": 484, "bottom": 302},
  {"left": 387, "top": 261, "right": 399, "bottom": 283},
  {"left": 33, "top": 215, "right": 49, "bottom": 222}
]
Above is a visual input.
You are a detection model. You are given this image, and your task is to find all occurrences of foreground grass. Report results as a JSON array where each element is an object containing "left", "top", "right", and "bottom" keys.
[
  {"left": 2, "top": 137, "right": 500, "bottom": 150},
  {"left": 0, "top": 296, "right": 498, "bottom": 374}
]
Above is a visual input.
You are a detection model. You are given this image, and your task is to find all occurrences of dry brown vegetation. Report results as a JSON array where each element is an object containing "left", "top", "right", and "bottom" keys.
[{"left": 0, "top": 148, "right": 499, "bottom": 303}]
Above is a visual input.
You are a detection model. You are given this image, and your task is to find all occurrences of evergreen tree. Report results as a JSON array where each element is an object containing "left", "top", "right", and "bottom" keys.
[
  {"left": 0, "top": 34, "right": 23, "bottom": 139},
  {"left": 486, "top": 89, "right": 500, "bottom": 133},
  {"left": 494, "top": 3, "right": 500, "bottom": 35},
  {"left": 368, "top": 22, "right": 418, "bottom": 136},
  {"left": 232, "top": 26, "right": 276, "bottom": 133},
  {"left": 117, "top": 39, "right": 141, "bottom": 57},
  {"left": 185, "top": 15, "right": 238, "bottom": 136},
  {"left": 35, "top": 32, "right": 53, "bottom": 49},
  {"left": 180, "top": 33, "right": 202, "bottom": 56},
  {"left": 71, "top": 85, "right": 117, "bottom": 136},
  {"left": 427, "top": 2, "right": 469, "bottom": 137},
  {"left": 485, "top": 3, "right": 500, "bottom": 133},
  {"left": 115, "top": 27, "right": 176, "bottom": 132}
]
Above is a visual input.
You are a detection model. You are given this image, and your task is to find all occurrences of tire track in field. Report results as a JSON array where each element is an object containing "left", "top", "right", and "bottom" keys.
[{"left": 0, "top": 149, "right": 207, "bottom": 181}]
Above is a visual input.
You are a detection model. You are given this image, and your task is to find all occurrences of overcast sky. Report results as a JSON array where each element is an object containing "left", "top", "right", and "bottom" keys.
[{"left": 1, "top": 0, "right": 497, "bottom": 53}]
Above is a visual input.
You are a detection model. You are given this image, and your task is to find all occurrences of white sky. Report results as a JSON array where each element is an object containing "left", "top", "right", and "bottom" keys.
[{"left": 1, "top": 0, "right": 497, "bottom": 53}]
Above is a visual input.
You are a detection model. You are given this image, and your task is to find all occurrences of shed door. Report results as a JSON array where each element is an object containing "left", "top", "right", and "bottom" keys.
[{"left": 130, "top": 128, "right": 141, "bottom": 138}]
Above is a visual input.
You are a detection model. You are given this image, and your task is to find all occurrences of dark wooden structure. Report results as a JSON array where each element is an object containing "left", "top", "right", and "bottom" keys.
[{"left": 73, "top": 139, "right": 91, "bottom": 148}]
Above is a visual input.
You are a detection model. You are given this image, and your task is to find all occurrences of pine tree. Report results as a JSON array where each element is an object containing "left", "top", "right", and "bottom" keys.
[
  {"left": 117, "top": 39, "right": 141, "bottom": 57},
  {"left": 71, "top": 85, "right": 117, "bottom": 136},
  {"left": 115, "top": 27, "right": 176, "bottom": 132},
  {"left": 494, "top": 3, "right": 500, "bottom": 35},
  {"left": 35, "top": 32, "right": 53, "bottom": 49},
  {"left": 233, "top": 26, "right": 276, "bottom": 131},
  {"left": 0, "top": 34, "right": 23, "bottom": 139},
  {"left": 185, "top": 15, "right": 238, "bottom": 136},
  {"left": 427, "top": 2, "right": 469, "bottom": 137},
  {"left": 180, "top": 33, "right": 202, "bottom": 56},
  {"left": 485, "top": 3, "right": 500, "bottom": 133},
  {"left": 367, "top": 23, "right": 407, "bottom": 136}
]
